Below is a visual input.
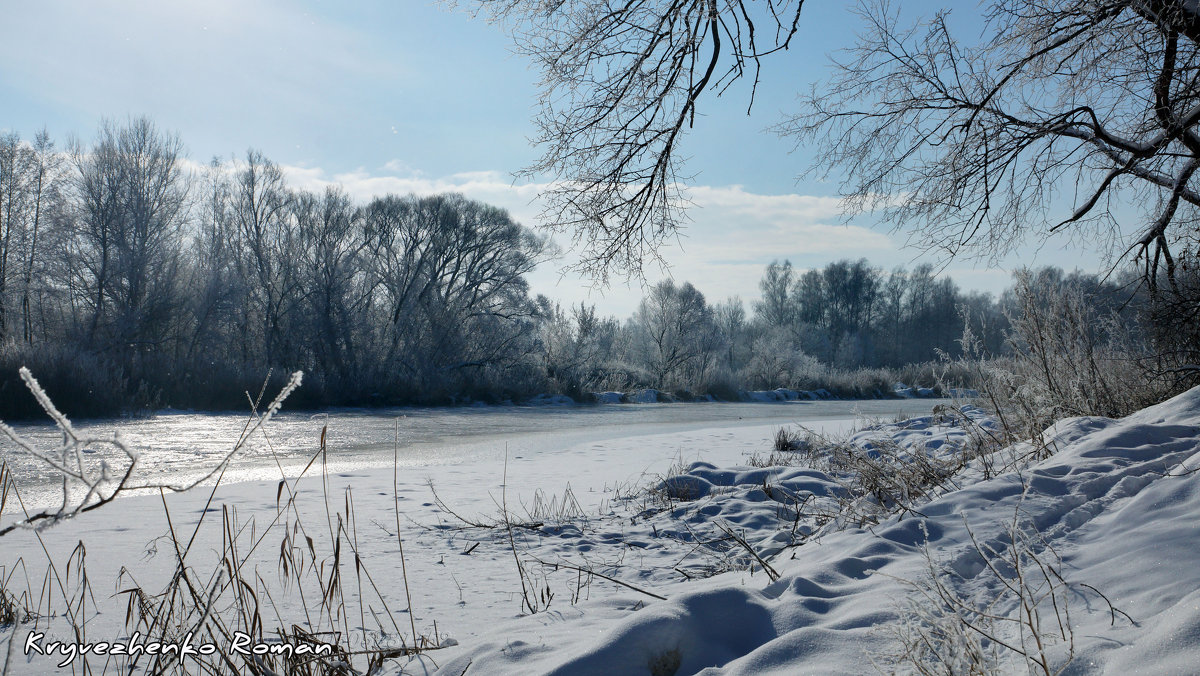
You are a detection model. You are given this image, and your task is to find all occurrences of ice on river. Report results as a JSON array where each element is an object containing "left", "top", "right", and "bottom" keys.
[{"left": 3, "top": 390, "right": 1199, "bottom": 675}]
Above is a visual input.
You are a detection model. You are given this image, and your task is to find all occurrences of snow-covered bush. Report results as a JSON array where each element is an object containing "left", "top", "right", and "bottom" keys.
[
  {"left": 953, "top": 270, "right": 1171, "bottom": 446},
  {"left": 886, "top": 518, "right": 1076, "bottom": 676},
  {"left": 742, "top": 327, "right": 821, "bottom": 389}
]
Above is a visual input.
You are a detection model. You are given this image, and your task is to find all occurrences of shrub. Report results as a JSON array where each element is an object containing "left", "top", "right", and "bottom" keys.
[
  {"left": 0, "top": 343, "right": 134, "bottom": 419},
  {"left": 953, "top": 270, "right": 1173, "bottom": 445}
]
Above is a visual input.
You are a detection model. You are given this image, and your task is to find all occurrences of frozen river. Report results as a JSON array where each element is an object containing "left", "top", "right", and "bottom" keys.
[
  {"left": 2, "top": 398, "right": 947, "bottom": 509},
  {"left": 0, "top": 396, "right": 955, "bottom": 671}
]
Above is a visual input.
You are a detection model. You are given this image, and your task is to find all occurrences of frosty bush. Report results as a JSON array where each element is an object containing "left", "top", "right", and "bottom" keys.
[
  {"left": 953, "top": 270, "right": 1172, "bottom": 446},
  {"left": 884, "top": 517, "right": 1078, "bottom": 676},
  {"left": 743, "top": 327, "right": 821, "bottom": 389},
  {"left": 1006, "top": 271, "right": 1162, "bottom": 418}
]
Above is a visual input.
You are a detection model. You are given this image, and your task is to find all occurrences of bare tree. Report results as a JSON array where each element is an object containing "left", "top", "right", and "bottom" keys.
[
  {"left": 362, "top": 194, "right": 436, "bottom": 376},
  {"left": 634, "top": 279, "right": 721, "bottom": 388},
  {"left": 183, "top": 157, "right": 243, "bottom": 365},
  {"left": 20, "top": 130, "right": 64, "bottom": 345},
  {"left": 230, "top": 150, "right": 298, "bottom": 366},
  {"left": 475, "top": 0, "right": 807, "bottom": 279},
  {"left": 748, "top": 259, "right": 971, "bottom": 367},
  {"left": 713, "top": 295, "right": 748, "bottom": 372},
  {"left": 0, "top": 132, "right": 34, "bottom": 341},
  {"left": 783, "top": 0, "right": 1200, "bottom": 291},
  {"left": 69, "top": 118, "right": 188, "bottom": 356},
  {"left": 484, "top": 0, "right": 1200, "bottom": 327},
  {"left": 363, "top": 193, "right": 549, "bottom": 392},
  {"left": 295, "top": 187, "right": 369, "bottom": 382},
  {"left": 0, "top": 131, "right": 61, "bottom": 343},
  {"left": 900, "top": 265, "right": 959, "bottom": 364}
]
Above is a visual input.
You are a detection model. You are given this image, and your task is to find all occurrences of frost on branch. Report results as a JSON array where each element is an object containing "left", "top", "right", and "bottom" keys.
[{"left": 0, "top": 368, "right": 302, "bottom": 537}]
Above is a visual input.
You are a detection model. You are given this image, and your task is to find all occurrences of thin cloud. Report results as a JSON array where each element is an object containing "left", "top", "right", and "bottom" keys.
[
  {"left": 687, "top": 185, "right": 844, "bottom": 223},
  {"left": 271, "top": 162, "right": 903, "bottom": 314}
]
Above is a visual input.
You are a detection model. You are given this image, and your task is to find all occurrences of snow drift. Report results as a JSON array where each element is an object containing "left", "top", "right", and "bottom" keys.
[{"left": 436, "top": 387, "right": 1200, "bottom": 675}]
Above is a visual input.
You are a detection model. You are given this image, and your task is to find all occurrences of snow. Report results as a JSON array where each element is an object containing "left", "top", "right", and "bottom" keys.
[
  {"left": 630, "top": 389, "right": 661, "bottom": 403},
  {"left": 528, "top": 393, "right": 576, "bottom": 406},
  {"left": 434, "top": 391, "right": 1200, "bottom": 675},
  {"left": 3, "top": 389, "right": 1200, "bottom": 674},
  {"left": 741, "top": 388, "right": 831, "bottom": 402},
  {"left": 891, "top": 382, "right": 938, "bottom": 398}
]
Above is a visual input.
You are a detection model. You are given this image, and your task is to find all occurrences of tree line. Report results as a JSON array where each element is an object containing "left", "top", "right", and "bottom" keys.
[
  {"left": 1, "top": 118, "right": 553, "bottom": 416},
  {"left": 541, "top": 261, "right": 1151, "bottom": 404},
  {"left": 473, "top": 0, "right": 1200, "bottom": 405},
  {"left": 0, "top": 117, "right": 1144, "bottom": 418}
]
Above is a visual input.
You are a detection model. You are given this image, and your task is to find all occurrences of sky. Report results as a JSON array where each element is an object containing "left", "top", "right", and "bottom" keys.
[{"left": 0, "top": 0, "right": 1109, "bottom": 317}]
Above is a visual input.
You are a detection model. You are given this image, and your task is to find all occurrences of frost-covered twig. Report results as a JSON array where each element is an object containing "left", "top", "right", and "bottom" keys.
[
  {"left": 714, "top": 520, "right": 780, "bottom": 582},
  {"left": 0, "top": 369, "right": 302, "bottom": 537},
  {"left": 880, "top": 510, "right": 1079, "bottom": 676},
  {"left": 526, "top": 554, "right": 668, "bottom": 601}
]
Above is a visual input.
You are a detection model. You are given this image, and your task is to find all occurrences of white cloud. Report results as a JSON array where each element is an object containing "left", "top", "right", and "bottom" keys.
[
  {"left": 279, "top": 164, "right": 547, "bottom": 226},
  {"left": 270, "top": 162, "right": 907, "bottom": 315},
  {"left": 687, "top": 185, "right": 844, "bottom": 223},
  {"left": 381, "top": 159, "right": 422, "bottom": 176}
]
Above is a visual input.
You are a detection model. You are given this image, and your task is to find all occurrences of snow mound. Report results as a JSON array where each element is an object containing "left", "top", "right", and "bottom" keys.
[
  {"left": 528, "top": 393, "right": 576, "bottom": 406},
  {"left": 630, "top": 389, "right": 661, "bottom": 403},
  {"left": 741, "top": 388, "right": 829, "bottom": 402},
  {"left": 893, "top": 382, "right": 938, "bottom": 398},
  {"left": 437, "top": 388, "right": 1200, "bottom": 675}
]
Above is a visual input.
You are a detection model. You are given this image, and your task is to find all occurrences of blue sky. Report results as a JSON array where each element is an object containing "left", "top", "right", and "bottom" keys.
[{"left": 0, "top": 0, "right": 1102, "bottom": 316}]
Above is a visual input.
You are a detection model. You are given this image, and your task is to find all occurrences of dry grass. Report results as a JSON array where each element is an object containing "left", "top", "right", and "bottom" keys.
[
  {"left": 880, "top": 514, "right": 1079, "bottom": 675},
  {"left": 426, "top": 455, "right": 671, "bottom": 616},
  {"left": 0, "top": 372, "right": 447, "bottom": 675},
  {"left": 522, "top": 484, "right": 585, "bottom": 524}
]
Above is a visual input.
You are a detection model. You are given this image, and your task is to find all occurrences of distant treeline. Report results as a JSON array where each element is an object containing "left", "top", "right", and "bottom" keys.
[{"left": 0, "top": 118, "right": 1139, "bottom": 418}]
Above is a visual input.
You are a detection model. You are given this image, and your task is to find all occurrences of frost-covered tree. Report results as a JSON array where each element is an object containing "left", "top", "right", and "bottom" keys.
[
  {"left": 538, "top": 301, "right": 621, "bottom": 395},
  {"left": 295, "top": 187, "right": 368, "bottom": 382},
  {"left": 780, "top": 0, "right": 1200, "bottom": 375},
  {"left": 0, "top": 131, "right": 64, "bottom": 345},
  {"left": 787, "top": 1, "right": 1200, "bottom": 280},
  {"left": 361, "top": 193, "right": 549, "bottom": 395},
  {"left": 713, "top": 296, "right": 749, "bottom": 374},
  {"left": 634, "top": 280, "right": 722, "bottom": 389},
  {"left": 749, "top": 259, "right": 973, "bottom": 368},
  {"left": 755, "top": 261, "right": 795, "bottom": 330},
  {"left": 0, "top": 133, "right": 34, "bottom": 341},
  {"left": 230, "top": 149, "right": 298, "bottom": 366},
  {"left": 69, "top": 118, "right": 188, "bottom": 357},
  {"left": 483, "top": 1, "right": 1200, "bottom": 363}
]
